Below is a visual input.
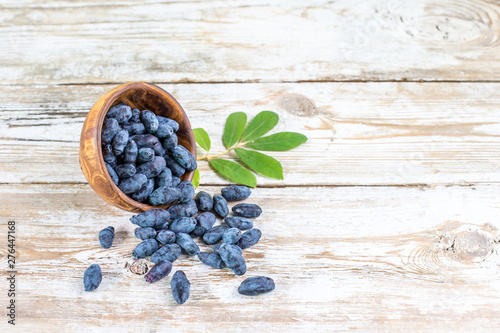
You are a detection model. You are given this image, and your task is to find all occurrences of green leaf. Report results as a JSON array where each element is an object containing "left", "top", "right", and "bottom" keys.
[
  {"left": 209, "top": 159, "right": 257, "bottom": 187},
  {"left": 223, "top": 112, "right": 247, "bottom": 149},
  {"left": 241, "top": 111, "right": 279, "bottom": 142},
  {"left": 234, "top": 148, "right": 283, "bottom": 180},
  {"left": 246, "top": 132, "right": 308, "bottom": 151},
  {"left": 193, "top": 128, "right": 211, "bottom": 152},
  {"left": 192, "top": 168, "right": 200, "bottom": 188}
]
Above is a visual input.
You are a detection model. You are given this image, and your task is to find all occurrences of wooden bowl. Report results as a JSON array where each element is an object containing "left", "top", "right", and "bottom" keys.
[{"left": 79, "top": 82, "right": 196, "bottom": 213}]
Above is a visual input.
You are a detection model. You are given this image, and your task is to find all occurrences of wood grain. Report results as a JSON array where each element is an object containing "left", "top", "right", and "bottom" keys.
[
  {"left": 0, "top": 0, "right": 499, "bottom": 84},
  {"left": 2, "top": 184, "right": 500, "bottom": 331},
  {"left": 1, "top": 82, "right": 500, "bottom": 186},
  {"left": 1, "top": 0, "right": 500, "bottom": 330},
  {"left": 79, "top": 81, "right": 196, "bottom": 213}
]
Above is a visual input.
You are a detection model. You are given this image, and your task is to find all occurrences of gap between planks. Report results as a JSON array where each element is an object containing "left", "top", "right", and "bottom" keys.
[{"left": 1, "top": 80, "right": 500, "bottom": 87}]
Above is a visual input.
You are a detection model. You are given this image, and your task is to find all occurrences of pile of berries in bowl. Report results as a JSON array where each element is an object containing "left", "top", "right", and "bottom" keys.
[
  {"left": 80, "top": 83, "right": 274, "bottom": 304},
  {"left": 79, "top": 82, "right": 196, "bottom": 212},
  {"left": 101, "top": 102, "right": 196, "bottom": 206}
]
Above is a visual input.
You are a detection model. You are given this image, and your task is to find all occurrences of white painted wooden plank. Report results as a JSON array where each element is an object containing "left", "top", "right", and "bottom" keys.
[
  {"left": 1, "top": 82, "right": 500, "bottom": 185},
  {"left": 1, "top": 184, "right": 500, "bottom": 331},
  {"left": 0, "top": 0, "right": 499, "bottom": 84}
]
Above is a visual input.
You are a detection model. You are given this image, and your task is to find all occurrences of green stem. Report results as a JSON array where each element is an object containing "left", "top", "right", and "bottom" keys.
[{"left": 197, "top": 142, "right": 247, "bottom": 161}]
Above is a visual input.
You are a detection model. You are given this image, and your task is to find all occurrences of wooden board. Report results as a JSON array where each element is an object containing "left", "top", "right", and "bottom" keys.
[
  {"left": 2, "top": 0, "right": 500, "bottom": 331},
  {"left": 1, "top": 82, "right": 500, "bottom": 186},
  {"left": 1, "top": 0, "right": 500, "bottom": 84},
  {"left": 1, "top": 184, "right": 500, "bottom": 331}
]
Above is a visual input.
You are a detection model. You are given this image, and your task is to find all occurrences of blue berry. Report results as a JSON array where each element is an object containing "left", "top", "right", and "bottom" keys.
[
  {"left": 170, "top": 145, "right": 197, "bottom": 172},
  {"left": 83, "top": 264, "right": 102, "bottom": 291},
  {"left": 111, "top": 129, "right": 129, "bottom": 156},
  {"left": 118, "top": 174, "right": 147, "bottom": 194},
  {"left": 145, "top": 260, "right": 172, "bottom": 283},
  {"left": 132, "top": 239, "right": 159, "bottom": 259},
  {"left": 221, "top": 185, "right": 251, "bottom": 201},
  {"left": 149, "top": 186, "right": 181, "bottom": 206},
  {"left": 170, "top": 176, "right": 181, "bottom": 187},
  {"left": 236, "top": 228, "right": 262, "bottom": 250},
  {"left": 198, "top": 252, "right": 225, "bottom": 269},
  {"left": 177, "top": 181, "right": 195, "bottom": 203},
  {"left": 130, "top": 209, "right": 170, "bottom": 228},
  {"left": 212, "top": 243, "right": 222, "bottom": 255},
  {"left": 151, "top": 244, "right": 181, "bottom": 264},
  {"left": 155, "top": 220, "right": 170, "bottom": 231},
  {"left": 130, "top": 134, "right": 160, "bottom": 150},
  {"left": 157, "top": 116, "right": 180, "bottom": 132},
  {"left": 101, "top": 118, "right": 120, "bottom": 145},
  {"left": 140, "top": 110, "right": 159, "bottom": 133},
  {"left": 122, "top": 140, "right": 138, "bottom": 164},
  {"left": 195, "top": 191, "right": 213, "bottom": 211},
  {"left": 106, "top": 103, "right": 132, "bottom": 124},
  {"left": 168, "top": 200, "right": 198, "bottom": 219},
  {"left": 202, "top": 225, "right": 229, "bottom": 245},
  {"left": 222, "top": 228, "right": 241, "bottom": 244},
  {"left": 162, "top": 133, "right": 178, "bottom": 150},
  {"left": 115, "top": 164, "right": 136, "bottom": 178},
  {"left": 156, "top": 123, "right": 174, "bottom": 139},
  {"left": 153, "top": 142, "right": 165, "bottom": 157},
  {"left": 238, "top": 276, "right": 275, "bottom": 296},
  {"left": 103, "top": 144, "right": 117, "bottom": 167},
  {"left": 213, "top": 195, "right": 229, "bottom": 218},
  {"left": 232, "top": 203, "right": 262, "bottom": 218},
  {"left": 130, "top": 108, "right": 141, "bottom": 123},
  {"left": 169, "top": 217, "right": 197, "bottom": 234},
  {"left": 156, "top": 168, "right": 173, "bottom": 188},
  {"left": 126, "top": 122, "right": 146, "bottom": 135},
  {"left": 171, "top": 271, "right": 190, "bottom": 305},
  {"left": 98, "top": 226, "right": 114, "bottom": 249},
  {"left": 225, "top": 216, "right": 253, "bottom": 230},
  {"left": 190, "top": 212, "right": 216, "bottom": 238},
  {"left": 214, "top": 242, "right": 242, "bottom": 256},
  {"left": 105, "top": 162, "right": 119, "bottom": 185},
  {"left": 176, "top": 233, "right": 200, "bottom": 255},
  {"left": 136, "top": 156, "right": 166, "bottom": 178},
  {"left": 122, "top": 122, "right": 147, "bottom": 135},
  {"left": 131, "top": 179, "right": 155, "bottom": 203},
  {"left": 134, "top": 227, "right": 157, "bottom": 240},
  {"left": 164, "top": 154, "right": 185, "bottom": 177},
  {"left": 219, "top": 243, "right": 246, "bottom": 275},
  {"left": 156, "top": 229, "right": 176, "bottom": 245},
  {"left": 137, "top": 148, "right": 154, "bottom": 164}
]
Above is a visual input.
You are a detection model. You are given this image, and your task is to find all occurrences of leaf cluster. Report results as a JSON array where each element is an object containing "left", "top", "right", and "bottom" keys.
[{"left": 192, "top": 111, "right": 307, "bottom": 187}]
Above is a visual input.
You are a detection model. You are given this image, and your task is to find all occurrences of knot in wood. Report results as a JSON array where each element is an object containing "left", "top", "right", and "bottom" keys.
[
  {"left": 450, "top": 231, "right": 493, "bottom": 263},
  {"left": 440, "top": 223, "right": 497, "bottom": 264},
  {"left": 278, "top": 94, "right": 317, "bottom": 117}
]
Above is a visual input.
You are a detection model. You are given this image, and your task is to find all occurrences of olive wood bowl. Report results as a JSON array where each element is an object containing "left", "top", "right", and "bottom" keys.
[{"left": 79, "top": 82, "right": 196, "bottom": 213}]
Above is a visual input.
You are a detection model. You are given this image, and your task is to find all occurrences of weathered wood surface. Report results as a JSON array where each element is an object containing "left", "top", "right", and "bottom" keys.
[
  {"left": 2, "top": 82, "right": 500, "bottom": 186},
  {"left": 1, "top": 0, "right": 500, "bottom": 84},
  {"left": 2, "top": 0, "right": 500, "bottom": 331},
  {"left": 2, "top": 184, "right": 500, "bottom": 331}
]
